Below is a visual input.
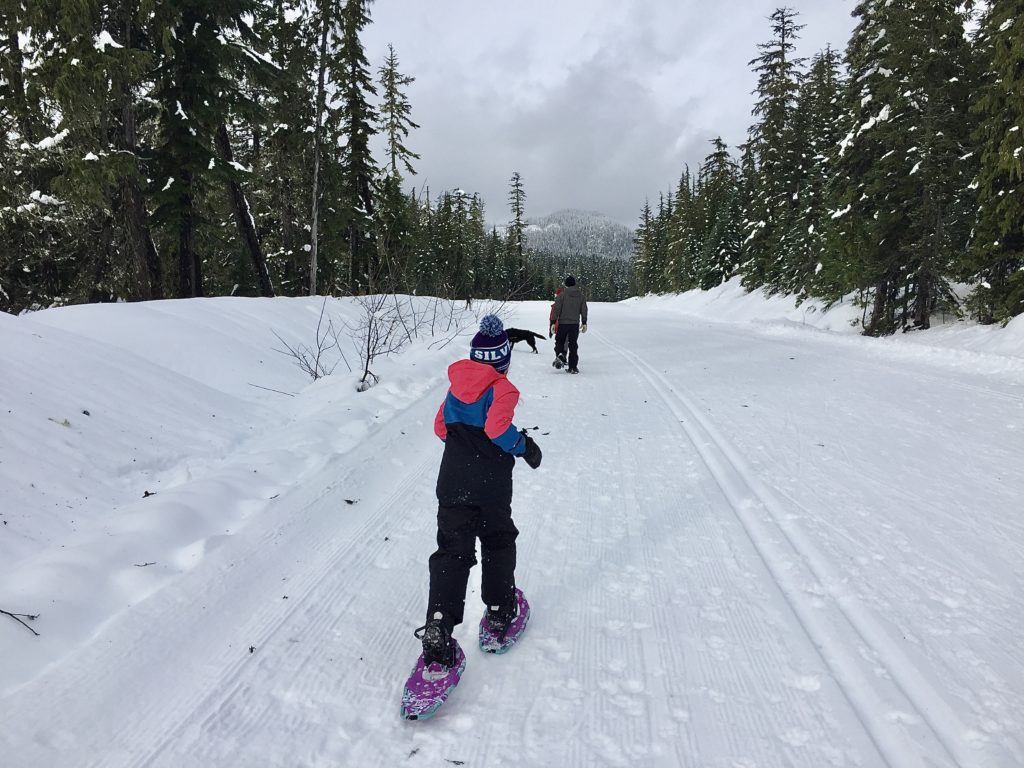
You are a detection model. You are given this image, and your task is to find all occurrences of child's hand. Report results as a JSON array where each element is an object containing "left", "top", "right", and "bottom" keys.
[{"left": 521, "top": 433, "right": 543, "bottom": 469}]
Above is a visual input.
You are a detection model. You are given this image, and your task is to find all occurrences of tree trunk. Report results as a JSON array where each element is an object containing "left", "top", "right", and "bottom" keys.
[
  {"left": 88, "top": 215, "right": 115, "bottom": 303},
  {"left": 309, "top": 3, "right": 330, "bottom": 296},
  {"left": 281, "top": 172, "right": 295, "bottom": 289},
  {"left": 178, "top": 172, "right": 202, "bottom": 297},
  {"left": 118, "top": 0, "right": 163, "bottom": 300},
  {"left": 914, "top": 272, "right": 931, "bottom": 330},
  {"left": 867, "top": 278, "right": 888, "bottom": 336},
  {"left": 122, "top": 177, "right": 163, "bottom": 299},
  {"left": 216, "top": 123, "right": 274, "bottom": 297}
]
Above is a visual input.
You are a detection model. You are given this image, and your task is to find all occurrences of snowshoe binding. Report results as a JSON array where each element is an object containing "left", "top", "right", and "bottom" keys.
[
  {"left": 479, "top": 588, "right": 531, "bottom": 654},
  {"left": 553, "top": 353, "right": 566, "bottom": 370},
  {"left": 401, "top": 618, "right": 466, "bottom": 720}
]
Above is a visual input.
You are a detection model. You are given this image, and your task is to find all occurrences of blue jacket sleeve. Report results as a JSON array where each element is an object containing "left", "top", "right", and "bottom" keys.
[{"left": 491, "top": 424, "right": 526, "bottom": 455}]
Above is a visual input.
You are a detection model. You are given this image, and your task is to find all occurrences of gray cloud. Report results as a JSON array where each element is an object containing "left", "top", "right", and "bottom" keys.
[{"left": 364, "top": 1, "right": 856, "bottom": 225}]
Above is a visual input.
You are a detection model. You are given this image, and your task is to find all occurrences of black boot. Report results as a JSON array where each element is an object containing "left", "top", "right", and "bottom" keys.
[
  {"left": 414, "top": 618, "right": 455, "bottom": 668},
  {"left": 484, "top": 602, "right": 518, "bottom": 642}
]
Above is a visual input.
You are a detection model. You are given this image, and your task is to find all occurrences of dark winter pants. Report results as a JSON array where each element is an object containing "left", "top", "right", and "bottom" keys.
[
  {"left": 555, "top": 323, "right": 581, "bottom": 370},
  {"left": 427, "top": 503, "right": 519, "bottom": 632}
]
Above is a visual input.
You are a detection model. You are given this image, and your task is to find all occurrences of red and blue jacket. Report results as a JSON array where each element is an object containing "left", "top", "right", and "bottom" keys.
[{"left": 434, "top": 359, "right": 526, "bottom": 506}]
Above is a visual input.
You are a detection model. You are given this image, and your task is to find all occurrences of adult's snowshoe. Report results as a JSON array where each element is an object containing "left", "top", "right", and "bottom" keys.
[
  {"left": 401, "top": 620, "right": 466, "bottom": 720},
  {"left": 479, "top": 588, "right": 531, "bottom": 654},
  {"left": 552, "top": 353, "right": 566, "bottom": 370},
  {"left": 568, "top": 367, "right": 579, "bottom": 375}
]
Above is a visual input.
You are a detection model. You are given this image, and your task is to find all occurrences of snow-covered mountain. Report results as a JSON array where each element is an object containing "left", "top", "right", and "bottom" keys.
[{"left": 523, "top": 209, "right": 634, "bottom": 261}]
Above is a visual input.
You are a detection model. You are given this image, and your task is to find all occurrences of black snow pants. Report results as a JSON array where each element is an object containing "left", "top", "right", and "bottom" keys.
[
  {"left": 554, "top": 323, "right": 581, "bottom": 370},
  {"left": 427, "top": 503, "right": 519, "bottom": 632}
]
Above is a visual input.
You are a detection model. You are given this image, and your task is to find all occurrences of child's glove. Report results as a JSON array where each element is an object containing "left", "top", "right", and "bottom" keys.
[
  {"left": 581, "top": 324, "right": 587, "bottom": 333},
  {"left": 520, "top": 432, "right": 542, "bottom": 469}
]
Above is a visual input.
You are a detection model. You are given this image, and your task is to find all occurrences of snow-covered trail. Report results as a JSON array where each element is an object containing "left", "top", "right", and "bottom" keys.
[{"left": 2, "top": 303, "right": 1022, "bottom": 767}]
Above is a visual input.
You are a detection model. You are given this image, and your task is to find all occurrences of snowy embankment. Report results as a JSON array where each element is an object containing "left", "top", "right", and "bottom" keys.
[
  {"left": 628, "top": 277, "right": 1024, "bottom": 369},
  {"left": 0, "top": 296, "right": 466, "bottom": 694}
]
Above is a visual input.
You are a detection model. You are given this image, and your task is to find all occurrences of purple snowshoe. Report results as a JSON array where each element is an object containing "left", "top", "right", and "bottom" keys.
[
  {"left": 401, "top": 622, "right": 466, "bottom": 721},
  {"left": 479, "top": 588, "right": 531, "bottom": 654}
]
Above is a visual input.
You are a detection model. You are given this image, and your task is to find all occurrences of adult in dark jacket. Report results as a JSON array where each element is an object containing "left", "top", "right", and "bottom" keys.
[{"left": 549, "top": 275, "right": 588, "bottom": 374}]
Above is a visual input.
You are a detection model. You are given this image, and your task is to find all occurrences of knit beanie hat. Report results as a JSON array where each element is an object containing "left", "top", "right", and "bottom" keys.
[
  {"left": 564, "top": 275, "right": 577, "bottom": 287},
  {"left": 470, "top": 315, "right": 512, "bottom": 372}
]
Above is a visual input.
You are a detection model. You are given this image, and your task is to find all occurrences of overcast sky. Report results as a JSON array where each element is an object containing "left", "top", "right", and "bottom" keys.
[{"left": 363, "top": 1, "right": 858, "bottom": 226}]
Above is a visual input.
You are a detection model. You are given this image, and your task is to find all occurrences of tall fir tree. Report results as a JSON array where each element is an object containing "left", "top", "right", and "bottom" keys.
[
  {"left": 507, "top": 171, "right": 527, "bottom": 295},
  {"left": 665, "top": 169, "right": 695, "bottom": 292},
  {"left": 631, "top": 200, "right": 654, "bottom": 294},
  {"left": 827, "top": 0, "right": 974, "bottom": 333},
  {"left": 697, "top": 137, "right": 744, "bottom": 289},
  {"left": 966, "top": 0, "right": 1024, "bottom": 323},
  {"left": 778, "top": 46, "right": 844, "bottom": 299},
  {"left": 741, "top": 7, "right": 805, "bottom": 291},
  {"left": 336, "top": 0, "right": 378, "bottom": 293},
  {"left": 373, "top": 42, "right": 418, "bottom": 292},
  {"left": 254, "top": 0, "right": 317, "bottom": 295},
  {"left": 149, "top": 0, "right": 270, "bottom": 298},
  {"left": 378, "top": 43, "right": 419, "bottom": 178}
]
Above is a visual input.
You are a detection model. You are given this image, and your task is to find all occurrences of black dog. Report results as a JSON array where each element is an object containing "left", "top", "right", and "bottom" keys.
[{"left": 506, "top": 328, "right": 545, "bottom": 354}]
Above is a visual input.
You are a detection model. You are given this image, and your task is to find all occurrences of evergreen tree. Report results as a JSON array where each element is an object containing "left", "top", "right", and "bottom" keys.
[
  {"left": 1, "top": 0, "right": 166, "bottom": 308},
  {"left": 778, "top": 46, "right": 844, "bottom": 299},
  {"left": 149, "top": 0, "right": 271, "bottom": 298},
  {"left": 697, "top": 137, "right": 743, "bottom": 289},
  {"left": 506, "top": 171, "right": 527, "bottom": 295},
  {"left": 255, "top": 0, "right": 317, "bottom": 295},
  {"left": 378, "top": 43, "right": 419, "bottom": 178},
  {"left": 373, "top": 173, "right": 415, "bottom": 290},
  {"left": 827, "top": 0, "right": 973, "bottom": 334},
  {"left": 648, "top": 193, "right": 670, "bottom": 290},
  {"left": 336, "top": 0, "right": 378, "bottom": 293},
  {"left": 966, "top": 0, "right": 1024, "bottom": 323},
  {"left": 483, "top": 226, "right": 503, "bottom": 298},
  {"left": 466, "top": 194, "right": 487, "bottom": 296},
  {"left": 630, "top": 200, "right": 654, "bottom": 294},
  {"left": 665, "top": 169, "right": 695, "bottom": 292},
  {"left": 741, "top": 7, "right": 805, "bottom": 291}
]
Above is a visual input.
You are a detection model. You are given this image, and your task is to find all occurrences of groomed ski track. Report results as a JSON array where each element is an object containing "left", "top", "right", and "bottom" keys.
[{"left": 2, "top": 303, "right": 1022, "bottom": 767}]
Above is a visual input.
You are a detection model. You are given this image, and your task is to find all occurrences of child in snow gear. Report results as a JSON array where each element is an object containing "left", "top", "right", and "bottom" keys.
[
  {"left": 549, "top": 287, "right": 563, "bottom": 338},
  {"left": 402, "top": 315, "right": 541, "bottom": 720},
  {"left": 550, "top": 276, "right": 588, "bottom": 374}
]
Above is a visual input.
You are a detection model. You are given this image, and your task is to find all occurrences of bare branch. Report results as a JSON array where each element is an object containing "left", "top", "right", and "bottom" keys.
[
  {"left": 247, "top": 383, "right": 297, "bottom": 397},
  {"left": 2, "top": 608, "right": 40, "bottom": 636}
]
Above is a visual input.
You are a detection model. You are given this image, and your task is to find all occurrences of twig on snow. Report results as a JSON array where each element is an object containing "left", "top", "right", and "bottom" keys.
[
  {"left": 1, "top": 608, "right": 40, "bottom": 636},
  {"left": 247, "top": 383, "right": 296, "bottom": 397}
]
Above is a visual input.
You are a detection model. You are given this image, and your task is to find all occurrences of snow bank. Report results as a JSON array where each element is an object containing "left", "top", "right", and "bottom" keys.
[
  {"left": 0, "top": 296, "right": 474, "bottom": 693},
  {"left": 627, "top": 277, "right": 1024, "bottom": 366}
]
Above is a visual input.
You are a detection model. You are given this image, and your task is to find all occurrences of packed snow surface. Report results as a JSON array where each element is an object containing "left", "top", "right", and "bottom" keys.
[{"left": 1, "top": 291, "right": 1023, "bottom": 767}]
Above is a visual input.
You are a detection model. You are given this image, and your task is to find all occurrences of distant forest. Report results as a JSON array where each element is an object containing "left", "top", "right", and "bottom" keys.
[
  {"left": 3, "top": 3, "right": 1021, "bottom": 328},
  {"left": 631, "top": 3, "right": 1024, "bottom": 334},
  {"left": 0, "top": 0, "right": 633, "bottom": 314}
]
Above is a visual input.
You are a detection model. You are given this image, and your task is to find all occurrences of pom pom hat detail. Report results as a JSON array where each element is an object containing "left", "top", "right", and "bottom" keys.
[{"left": 470, "top": 315, "right": 512, "bottom": 372}]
